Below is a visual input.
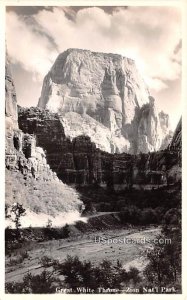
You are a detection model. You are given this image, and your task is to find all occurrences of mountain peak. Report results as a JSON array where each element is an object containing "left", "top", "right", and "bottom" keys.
[{"left": 38, "top": 48, "right": 171, "bottom": 154}]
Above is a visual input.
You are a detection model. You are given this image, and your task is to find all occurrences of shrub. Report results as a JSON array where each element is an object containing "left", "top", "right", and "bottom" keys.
[
  {"left": 8, "top": 251, "right": 29, "bottom": 266},
  {"left": 127, "top": 267, "right": 141, "bottom": 284},
  {"left": 140, "top": 208, "right": 158, "bottom": 225},
  {"left": 6, "top": 255, "right": 143, "bottom": 294},
  {"left": 40, "top": 256, "right": 53, "bottom": 268},
  {"left": 61, "top": 224, "right": 70, "bottom": 238},
  {"left": 54, "top": 255, "right": 141, "bottom": 291},
  {"left": 5, "top": 281, "right": 26, "bottom": 294},
  {"left": 119, "top": 206, "right": 141, "bottom": 225},
  {"left": 6, "top": 271, "right": 57, "bottom": 294},
  {"left": 20, "top": 250, "right": 30, "bottom": 260},
  {"left": 163, "top": 208, "right": 180, "bottom": 225},
  {"left": 144, "top": 223, "right": 181, "bottom": 288}
]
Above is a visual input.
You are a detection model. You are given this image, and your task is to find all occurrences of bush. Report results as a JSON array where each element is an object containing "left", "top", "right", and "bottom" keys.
[
  {"left": 140, "top": 208, "right": 158, "bottom": 225},
  {"left": 5, "top": 281, "right": 26, "bottom": 294},
  {"left": 163, "top": 208, "right": 180, "bottom": 225},
  {"left": 119, "top": 206, "right": 141, "bottom": 225},
  {"left": 6, "top": 271, "right": 57, "bottom": 294},
  {"left": 7, "top": 251, "right": 29, "bottom": 266},
  {"left": 53, "top": 255, "right": 141, "bottom": 292},
  {"left": 6, "top": 255, "right": 143, "bottom": 293},
  {"left": 8, "top": 256, "right": 25, "bottom": 266},
  {"left": 61, "top": 224, "right": 71, "bottom": 238},
  {"left": 127, "top": 267, "right": 141, "bottom": 284},
  {"left": 144, "top": 223, "right": 181, "bottom": 288},
  {"left": 40, "top": 256, "right": 53, "bottom": 268}
]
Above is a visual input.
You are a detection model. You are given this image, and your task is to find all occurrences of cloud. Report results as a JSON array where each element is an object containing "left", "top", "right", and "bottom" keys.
[
  {"left": 146, "top": 78, "right": 168, "bottom": 92},
  {"left": 6, "top": 11, "right": 58, "bottom": 81},
  {"left": 6, "top": 6, "right": 181, "bottom": 92}
]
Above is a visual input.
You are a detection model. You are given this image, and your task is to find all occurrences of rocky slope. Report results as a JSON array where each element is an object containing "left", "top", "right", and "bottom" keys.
[
  {"left": 169, "top": 117, "right": 182, "bottom": 150},
  {"left": 5, "top": 55, "right": 83, "bottom": 228},
  {"left": 38, "top": 48, "right": 171, "bottom": 154},
  {"left": 18, "top": 107, "right": 181, "bottom": 190},
  {"left": 165, "top": 118, "right": 182, "bottom": 182}
]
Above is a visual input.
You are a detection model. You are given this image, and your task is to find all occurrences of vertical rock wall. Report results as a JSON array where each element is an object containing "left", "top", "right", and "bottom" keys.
[{"left": 38, "top": 49, "right": 171, "bottom": 154}]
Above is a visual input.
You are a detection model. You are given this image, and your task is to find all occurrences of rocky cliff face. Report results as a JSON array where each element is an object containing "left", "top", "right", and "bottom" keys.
[
  {"left": 5, "top": 54, "right": 19, "bottom": 160},
  {"left": 5, "top": 54, "right": 18, "bottom": 126},
  {"left": 5, "top": 55, "right": 83, "bottom": 227},
  {"left": 38, "top": 48, "right": 171, "bottom": 154},
  {"left": 169, "top": 118, "right": 182, "bottom": 150},
  {"left": 5, "top": 54, "right": 60, "bottom": 181},
  {"left": 18, "top": 107, "right": 181, "bottom": 190}
]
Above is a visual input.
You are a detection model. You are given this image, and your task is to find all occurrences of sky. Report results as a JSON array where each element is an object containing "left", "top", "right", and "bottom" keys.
[{"left": 6, "top": 6, "right": 182, "bottom": 130}]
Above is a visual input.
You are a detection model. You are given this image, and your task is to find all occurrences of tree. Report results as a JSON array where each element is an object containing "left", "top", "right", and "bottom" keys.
[
  {"left": 10, "top": 203, "right": 26, "bottom": 237},
  {"left": 127, "top": 267, "right": 141, "bottom": 285},
  {"left": 56, "top": 256, "right": 137, "bottom": 292},
  {"left": 94, "top": 259, "right": 126, "bottom": 290},
  {"left": 144, "top": 223, "right": 181, "bottom": 290},
  {"left": 62, "top": 224, "right": 71, "bottom": 238},
  {"left": 6, "top": 255, "right": 143, "bottom": 294},
  {"left": 5, "top": 271, "right": 57, "bottom": 294},
  {"left": 46, "top": 219, "right": 53, "bottom": 228},
  {"left": 57, "top": 255, "right": 85, "bottom": 289}
]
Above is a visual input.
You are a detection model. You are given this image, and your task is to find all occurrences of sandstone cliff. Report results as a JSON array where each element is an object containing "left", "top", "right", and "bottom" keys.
[
  {"left": 165, "top": 118, "right": 182, "bottom": 182},
  {"left": 18, "top": 107, "right": 181, "bottom": 190},
  {"left": 5, "top": 55, "right": 83, "bottom": 227},
  {"left": 5, "top": 54, "right": 18, "bottom": 126},
  {"left": 5, "top": 53, "right": 19, "bottom": 160},
  {"left": 38, "top": 48, "right": 171, "bottom": 154},
  {"left": 169, "top": 118, "right": 182, "bottom": 150}
]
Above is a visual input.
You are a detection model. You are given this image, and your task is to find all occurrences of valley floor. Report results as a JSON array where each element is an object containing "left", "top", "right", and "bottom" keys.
[{"left": 6, "top": 226, "right": 160, "bottom": 284}]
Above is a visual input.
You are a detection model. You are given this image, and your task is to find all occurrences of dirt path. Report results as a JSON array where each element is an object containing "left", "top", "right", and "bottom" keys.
[
  {"left": 88, "top": 211, "right": 120, "bottom": 218},
  {"left": 6, "top": 226, "right": 160, "bottom": 283}
]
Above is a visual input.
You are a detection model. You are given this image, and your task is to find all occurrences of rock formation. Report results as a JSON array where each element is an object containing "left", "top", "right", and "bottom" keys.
[
  {"left": 18, "top": 107, "right": 181, "bottom": 190},
  {"left": 5, "top": 54, "right": 83, "bottom": 227},
  {"left": 169, "top": 118, "right": 182, "bottom": 151},
  {"left": 5, "top": 53, "right": 19, "bottom": 161},
  {"left": 5, "top": 48, "right": 181, "bottom": 228},
  {"left": 5, "top": 54, "right": 18, "bottom": 126},
  {"left": 5, "top": 54, "right": 61, "bottom": 181},
  {"left": 38, "top": 48, "right": 171, "bottom": 154}
]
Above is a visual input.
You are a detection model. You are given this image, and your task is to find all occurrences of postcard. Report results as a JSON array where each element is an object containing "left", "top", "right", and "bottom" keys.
[{"left": 1, "top": 0, "right": 186, "bottom": 299}]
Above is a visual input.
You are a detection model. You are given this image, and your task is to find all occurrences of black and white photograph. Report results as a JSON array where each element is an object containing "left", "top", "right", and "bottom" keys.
[{"left": 3, "top": 1, "right": 184, "bottom": 295}]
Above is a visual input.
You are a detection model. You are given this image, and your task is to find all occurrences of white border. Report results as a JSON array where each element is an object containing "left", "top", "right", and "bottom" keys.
[{"left": 1, "top": 1, "right": 186, "bottom": 299}]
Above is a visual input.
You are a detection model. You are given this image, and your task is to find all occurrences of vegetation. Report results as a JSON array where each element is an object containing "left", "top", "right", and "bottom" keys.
[
  {"left": 11, "top": 203, "right": 26, "bottom": 232},
  {"left": 5, "top": 271, "right": 57, "bottom": 294},
  {"left": 119, "top": 206, "right": 181, "bottom": 226},
  {"left": 6, "top": 226, "right": 181, "bottom": 294},
  {"left": 78, "top": 183, "right": 181, "bottom": 214},
  {"left": 5, "top": 203, "right": 26, "bottom": 241},
  {"left": 5, "top": 255, "right": 141, "bottom": 293},
  {"left": 5, "top": 203, "right": 181, "bottom": 254},
  {"left": 5, "top": 168, "right": 181, "bottom": 294},
  {"left": 5, "top": 201, "right": 181, "bottom": 294},
  {"left": 7, "top": 250, "right": 30, "bottom": 266},
  {"left": 144, "top": 224, "right": 181, "bottom": 290}
]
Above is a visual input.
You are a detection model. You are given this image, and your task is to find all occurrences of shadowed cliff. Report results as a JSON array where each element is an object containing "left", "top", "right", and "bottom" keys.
[{"left": 18, "top": 106, "right": 181, "bottom": 190}]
